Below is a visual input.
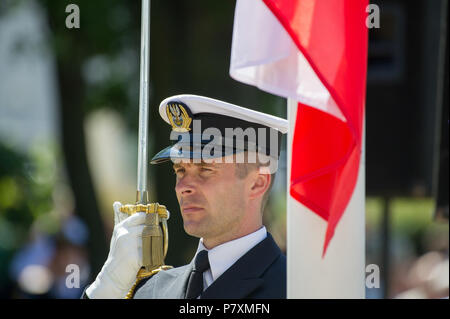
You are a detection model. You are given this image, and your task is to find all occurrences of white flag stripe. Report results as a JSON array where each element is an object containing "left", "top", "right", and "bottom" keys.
[{"left": 230, "top": 0, "right": 346, "bottom": 122}]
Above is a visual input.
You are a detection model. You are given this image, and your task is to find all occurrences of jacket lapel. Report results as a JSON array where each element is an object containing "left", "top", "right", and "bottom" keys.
[
  {"left": 200, "top": 233, "right": 281, "bottom": 299},
  {"left": 143, "top": 263, "right": 192, "bottom": 298}
]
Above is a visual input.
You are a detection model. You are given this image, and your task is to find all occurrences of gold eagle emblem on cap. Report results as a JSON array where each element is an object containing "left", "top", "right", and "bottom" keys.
[{"left": 166, "top": 103, "right": 192, "bottom": 132}]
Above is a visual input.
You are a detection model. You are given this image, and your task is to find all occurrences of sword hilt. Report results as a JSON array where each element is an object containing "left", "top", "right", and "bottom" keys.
[{"left": 120, "top": 201, "right": 172, "bottom": 299}]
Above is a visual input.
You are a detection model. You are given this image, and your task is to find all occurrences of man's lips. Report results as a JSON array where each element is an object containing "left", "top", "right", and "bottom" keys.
[{"left": 181, "top": 205, "right": 204, "bottom": 214}]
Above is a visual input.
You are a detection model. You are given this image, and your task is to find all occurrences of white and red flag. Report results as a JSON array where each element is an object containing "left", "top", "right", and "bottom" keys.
[{"left": 230, "top": 0, "right": 368, "bottom": 297}]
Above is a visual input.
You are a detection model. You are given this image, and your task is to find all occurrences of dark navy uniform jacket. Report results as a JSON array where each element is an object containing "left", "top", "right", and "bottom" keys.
[{"left": 133, "top": 233, "right": 286, "bottom": 299}]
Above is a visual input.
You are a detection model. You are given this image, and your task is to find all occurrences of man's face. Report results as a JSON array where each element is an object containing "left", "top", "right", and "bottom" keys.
[{"left": 173, "top": 158, "right": 250, "bottom": 246}]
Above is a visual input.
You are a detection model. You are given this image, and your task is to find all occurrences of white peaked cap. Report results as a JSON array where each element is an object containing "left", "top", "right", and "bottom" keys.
[{"left": 158, "top": 94, "right": 288, "bottom": 134}]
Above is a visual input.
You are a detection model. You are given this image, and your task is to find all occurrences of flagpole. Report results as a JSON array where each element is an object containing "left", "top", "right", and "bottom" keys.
[{"left": 287, "top": 99, "right": 366, "bottom": 298}]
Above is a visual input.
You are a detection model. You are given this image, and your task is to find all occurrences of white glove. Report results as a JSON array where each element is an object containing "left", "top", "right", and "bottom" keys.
[{"left": 86, "top": 202, "right": 146, "bottom": 299}]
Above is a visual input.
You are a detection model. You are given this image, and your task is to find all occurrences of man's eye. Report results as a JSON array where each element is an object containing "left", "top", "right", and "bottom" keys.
[
  {"left": 200, "top": 167, "right": 213, "bottom": 172},
  {"left": 174, "top": 169, "right": 184, "bottom": 175}
]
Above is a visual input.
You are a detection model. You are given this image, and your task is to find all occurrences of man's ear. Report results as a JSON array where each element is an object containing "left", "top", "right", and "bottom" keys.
[{"left": 249, "top": 172, "right": 271, "bottom": 199}]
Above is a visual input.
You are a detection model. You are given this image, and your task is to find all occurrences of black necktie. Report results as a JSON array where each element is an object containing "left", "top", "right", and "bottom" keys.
[{"left": 186, "top": 250, "right": 210, "bottom": 299}]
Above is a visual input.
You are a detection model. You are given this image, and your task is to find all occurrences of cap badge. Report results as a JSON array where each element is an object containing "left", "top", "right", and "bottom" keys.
[{"left": 166, "top": 103, "right": 192, "bottom": 132}]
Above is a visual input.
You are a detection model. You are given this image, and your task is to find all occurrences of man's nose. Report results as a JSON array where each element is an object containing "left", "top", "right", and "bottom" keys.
[{"left": 175, "top": 174, "right": 196, "bottom": 196}]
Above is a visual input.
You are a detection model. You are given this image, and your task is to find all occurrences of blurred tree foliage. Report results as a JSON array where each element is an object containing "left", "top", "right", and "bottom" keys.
[
  {"left": 0, "top": 0, "right": 286, "bottom": 279},
  {"left": 36, "top": 0, "right": 142, "bottom": 277},
  {"left": 0, "top": 143, "right": 55, "bottom": 293}
]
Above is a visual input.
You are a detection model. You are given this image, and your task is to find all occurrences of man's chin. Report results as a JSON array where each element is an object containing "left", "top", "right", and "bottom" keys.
[
  {"left": 183, "top": 222, "right": 201, "bottom": 238},
  {"left": 183, "top": 221, "right": 209, "bottom": 239}
]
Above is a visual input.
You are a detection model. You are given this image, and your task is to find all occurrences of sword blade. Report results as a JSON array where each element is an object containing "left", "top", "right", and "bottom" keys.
[{"left": 136, "top": 0, "right": 151, "bottom": 204}]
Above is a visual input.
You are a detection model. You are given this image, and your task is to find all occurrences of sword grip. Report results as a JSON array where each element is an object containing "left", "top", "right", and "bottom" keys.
[{"left": 142, "top": 211, "right": 164, "bottom": 271}]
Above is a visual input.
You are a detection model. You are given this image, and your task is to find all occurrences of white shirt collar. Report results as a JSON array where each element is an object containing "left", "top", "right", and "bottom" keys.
[{"left": 195, "top": 226, "right": 267, "bottom": 283}]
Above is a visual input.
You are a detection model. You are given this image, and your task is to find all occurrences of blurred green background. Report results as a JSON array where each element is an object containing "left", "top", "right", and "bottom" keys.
[{"left": 0, "top": 0, "right": 447, "bottom": 299}]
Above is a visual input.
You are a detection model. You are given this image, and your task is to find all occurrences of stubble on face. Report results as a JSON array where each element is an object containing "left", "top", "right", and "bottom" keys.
[{"left": 174, "top": 160, "right": 248, "bottom": 247}]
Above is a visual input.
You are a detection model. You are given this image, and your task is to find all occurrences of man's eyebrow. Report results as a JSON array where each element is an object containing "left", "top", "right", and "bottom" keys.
[
  {"left": 172, "top": 162, "right": 217, "bottom": 170},
  {"left": 199, "top": 162, "right": 216, "bottom": 167}
]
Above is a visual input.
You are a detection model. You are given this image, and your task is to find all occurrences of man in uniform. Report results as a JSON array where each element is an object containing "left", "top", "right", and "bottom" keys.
[{"left": 83, "top": 94, "right": 288, "bottom": 299}]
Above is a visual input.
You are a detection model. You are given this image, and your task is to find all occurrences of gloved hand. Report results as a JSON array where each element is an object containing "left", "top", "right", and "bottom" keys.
[{"left": 85, "top": 202, "right": 146, "bottom": 299}]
